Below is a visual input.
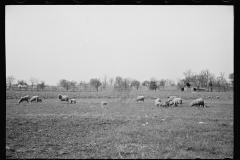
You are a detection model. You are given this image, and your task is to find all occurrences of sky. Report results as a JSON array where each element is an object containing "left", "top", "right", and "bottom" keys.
[{"left": 6, "top": 5, "right": 233, "bottom": 86}]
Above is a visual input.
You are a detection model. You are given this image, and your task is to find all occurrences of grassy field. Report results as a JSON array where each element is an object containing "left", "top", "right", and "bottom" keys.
[{"left": 6, "top": 90, "right": 233, "bottom": 159}]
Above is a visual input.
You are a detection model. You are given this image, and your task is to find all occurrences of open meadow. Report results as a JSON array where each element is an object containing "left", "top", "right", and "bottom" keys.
[{"left": 6, "top": 90, "right": 233, "bottom": 159}]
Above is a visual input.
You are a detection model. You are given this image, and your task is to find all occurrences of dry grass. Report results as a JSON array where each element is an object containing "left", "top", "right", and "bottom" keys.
[{"left": 6, "top": 90, "right": 233, "bottom": 159}]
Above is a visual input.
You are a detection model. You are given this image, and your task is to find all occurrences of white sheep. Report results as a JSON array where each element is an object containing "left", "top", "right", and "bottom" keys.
[
  {"left": 100, "top": 101, "right": 107, "bottom": 107},
  {"left": 155, "top": 98, "right": 161, "bottom": 107},
  {"left": 137, "top": 96, "right": 145, "bottom": 102},
  {"left": 69, "top": 98, "right": 76, "bottom": 104},
  {"left": 30, "top": 95, "right": 42, "bottom": 103},
  {"left": 167, "top": 96, "right": 177, "bottom": 102},
  {"left": 160, "top": 100, "right": 170, "bottom": 107},
  {"left": 169, "top": 100, "right": 174, "bottom": 106},
  {"left": 190, "top": 98, "right": 205, "bottom": 108},
  {"left": 170, "top": 98, "right": 183, "bottom": 107},
  {"left": 58, "top": 94, "right": 69, "bottom": 103},
  {"left": 18, "top": 95, "right": 30, "bottom": 104}
]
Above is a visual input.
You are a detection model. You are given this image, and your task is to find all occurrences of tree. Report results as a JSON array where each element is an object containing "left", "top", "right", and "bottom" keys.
[
  {"left": 149, "top": 81, "right": 157, "bottom": 91},
  {"left": 123, "top": 78, "right": 132, "bottom": 90},
  {"left": 114, "top": 76, "right": 124, "bottom": 89},
  {"left": 109, "top": 78, "right": 114, "bottom": 86},
  {"left": 102, "top": 75, "right": 107, "bottom": 90},
  {"left": 90, "top": 78, "right": 102, "bottom": 92},
  {"left": 183, "top": 69, "right": 194, "bottom": 82},
  {"left": 17, "top": 80, "right": 28, "bottom": 85},
  {"left": 79, "top": 81, "right": 89, "bottom": 92},
  {"left": 69, "top": 80, "right": 77, "bottom": 91},
  {"left": 29, "top": 77, "right": 37, "bottom": 91},
  {"left": 208, "top": 73, "right": 215, "bottom": 92},
  {"left": 176, "top": 78, "right": 184, "bottom": 89},
  {"left": 33, "top": 78, "right": 40, "bottom": 91},
  {"left": 6, "top": 75, "right": 16, "bottom": 88},
  {"left": 159, "top": 79, "right": 166, "bottom": 90},
  {"left": 59, "top": 79, "right": 71, "bottom": 91},
  {"left": 38, "top": 81, "right": 46, "bottom": 91},
  {"left": 208, "top": 80, "right": 213, "bottom": 92},
  {"left": 51, "top": 86, "right": 58, "bottom": 92},
  {"left": 131, "top": 80, "right": 140, "bottom": 90},
  {"left": 229, "top": 73, "right": 234, "bottom": 87},
  {"left": 142, "top": 80, "right": 150, "bottom": 86}
]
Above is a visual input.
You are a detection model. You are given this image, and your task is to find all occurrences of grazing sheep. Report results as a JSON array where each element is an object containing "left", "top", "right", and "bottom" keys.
[
  {"left": 30, "top": 95, "right": 42, "bottom": 103},
  {"left": 155, "top": 98, "right": 161, "bottom": 107},
  {"left": 69, "top": 98, "right": 76, "bottom": 104},
  {"left": 137, "top": 96, "right": 145, "bottom": 102},
  {"left": 18, "top": 95, "right": 30, "bottom": 104},
  {"left": 171, "top": 98, "right": 183, "bottom": 107},
  {"left": 167, "top": 96, "right": 177, "bottom": 102},
  {"left": 190, "top": 98, "right": 205, "bottom": 108},
  {"left": 169, "top": 100, "right": 174, "bottom": 106},
  {"left": 160, "top": 100, "right": 170, "bottom": 107},
  {"left": 216, "top": 96, "right": 219, "bottom": 99},
  {"left": 58, "top": 94, "right": 69, "bottom": 103},
  {"left": 101, "top": 101, "right": 107, "bottom": 105},
  {"left": 100, "top": 101, "right": 107, "bottom": 108}
]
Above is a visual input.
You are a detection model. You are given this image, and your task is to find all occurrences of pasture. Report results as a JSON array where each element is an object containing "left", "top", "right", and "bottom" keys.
[{"left": 6, "top": 90, "right": 233, "bottom": 159}]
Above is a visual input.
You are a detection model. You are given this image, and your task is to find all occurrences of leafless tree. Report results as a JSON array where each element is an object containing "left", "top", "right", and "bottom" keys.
[
  {"left": 70, "top": 80, "right": 77, "bottom": 91},
  {"left": 6, "top": 75, "right": 16, "bottom": 88},
  {"left": 102, "top": 75, "right": 107, "bottom": 90},
  {"left": 29, "top": 77, "right": 37, "bottom": 91},
  {"left": 33, "top": 78, "right": 40, "bottom": 91},
  {"left": 109, "top": 78, "right": 114, "bottom": 86}
]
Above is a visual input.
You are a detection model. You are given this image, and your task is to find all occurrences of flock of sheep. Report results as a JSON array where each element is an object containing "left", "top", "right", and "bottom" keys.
[
  {"left": 137, "top": 95, "right": 207, "bottom": 108},
  {"left": 17, "top": 94, "right": 208, "bottom": 108},
  {"left": 17, "top": 94, "right": 108, "bottom": 107}
]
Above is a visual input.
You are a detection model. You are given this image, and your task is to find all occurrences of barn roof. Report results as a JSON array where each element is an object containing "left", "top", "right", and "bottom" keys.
[{"left": 186, "top": 82, "right": 198, "bottom": 87}]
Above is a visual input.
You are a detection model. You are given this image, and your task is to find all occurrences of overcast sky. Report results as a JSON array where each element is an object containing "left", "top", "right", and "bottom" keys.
[{"left": 6, "top": 5, "right": 233, "bottom": 86}]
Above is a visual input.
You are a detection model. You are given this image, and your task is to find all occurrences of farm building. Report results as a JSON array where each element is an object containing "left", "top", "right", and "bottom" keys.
[{"left": 182, "top": 82, "right": 199, "bottom": 91}]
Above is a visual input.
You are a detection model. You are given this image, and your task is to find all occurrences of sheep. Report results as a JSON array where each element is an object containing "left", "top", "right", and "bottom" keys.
[
  {"left": 18, "top": 95, "right": 30, "bottom": 104},
  {"left": 155, "top": 98, "right": 161, "bottom": 107},
  {"left": 100, "top": 101, "right": 107, "bottom": 108},
  {"left": 216, "top": 96, "right": 219, "bottom": 99},
  {"left": 58, "top": 94, "right": 69, "bottom": 103},
  {"left": 30, "top": 95, "right": 42, "bottom": 103},
  {"left": 167, "top": 96, "right": 177, "bottom": 102},
  {"left": 160, "top": 100, "right": 170, "bottom": 107},
  {"left": 169, "top": 100, "right": 174, "bottom": 106},
  {"left": 137, "top": 96, "right": 145, "bottom": 102},
  {"left": 190, "top": 98, "right": 205, "bottom": 108},
  {"left": 69, "top": 98, "right": 76, "bottom": 104},
  {"left": 170, "top": 98, "right": 183, "bottom": 107},
  {"left": 101, "top": 101, "right": 107, "bottom": 105}
]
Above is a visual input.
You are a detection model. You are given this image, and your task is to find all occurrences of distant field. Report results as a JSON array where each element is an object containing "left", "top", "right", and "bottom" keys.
[{"left": 6, "top": 90, "right": 233, "bottom": 159}]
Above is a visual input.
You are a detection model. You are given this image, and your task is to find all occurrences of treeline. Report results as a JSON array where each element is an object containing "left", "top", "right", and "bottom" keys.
[
  {"left": 176, "top": 69, "right": 234, "bottom": 92},
  {"left": 6, "top": 69, "right": 234, "bottom": 92}
]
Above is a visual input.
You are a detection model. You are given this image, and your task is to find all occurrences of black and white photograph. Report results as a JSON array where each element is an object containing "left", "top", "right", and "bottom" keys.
[{"left": 6, "top": 4, "right": 233, "bottom": 159}]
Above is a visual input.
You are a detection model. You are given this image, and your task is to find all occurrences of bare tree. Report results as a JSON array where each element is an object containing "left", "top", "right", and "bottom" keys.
[
  {"left": 109, "top": 78, "right": 114, "bottom": 86},
  {"left": 159, "top": 79, "right": 166, "bottom": 90},
  {"left": 33, "top": 78, "right": 40, "bottom": 91},
  {"left": 38, "top": 81, "right": 46, "bottom": 91},
  {"left": 29, "top": 77, "right": 36, "bottom": 91},
  {"left": 70, "top": 80, "right": 77, "bottom": 91},
  {"left": 131, "top": 80, "right": 140, "bottom": 90},
  {"left": 102, "top": 75, "right": 107, "bottom": 90},
  {"left": 90, "top": 78, "right": 102, "bottom": 92},
  {"left": 6, "top": 75, "right": 16, "bottom": 88},
  {"left": 59, "top": 79, "right": 71, "bottom": 92}
]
